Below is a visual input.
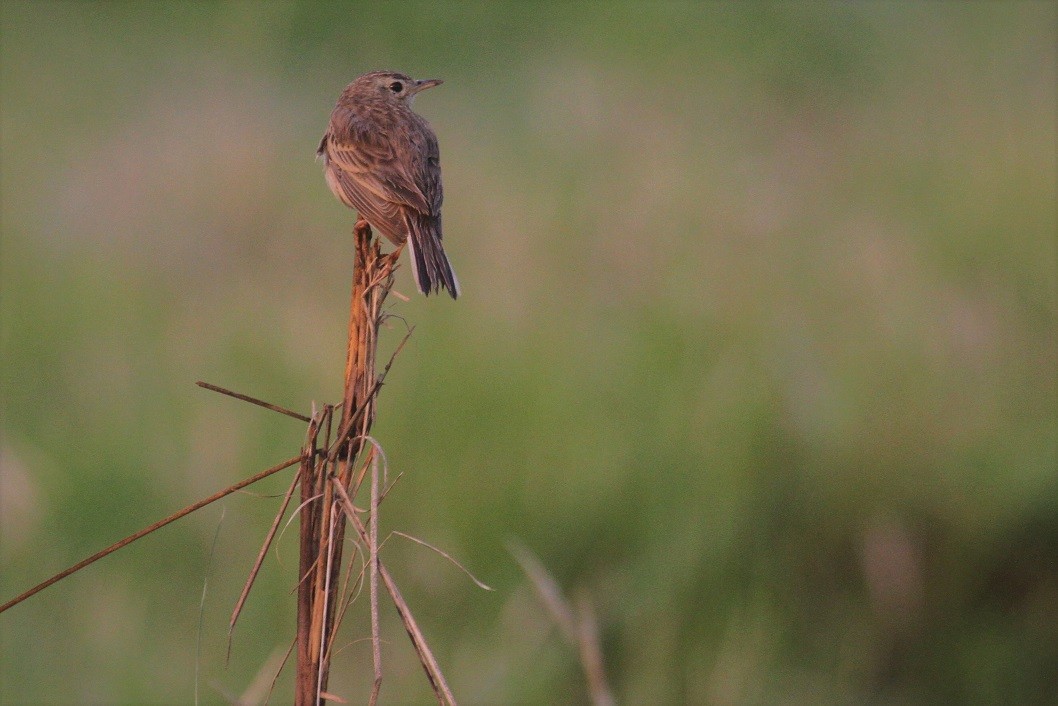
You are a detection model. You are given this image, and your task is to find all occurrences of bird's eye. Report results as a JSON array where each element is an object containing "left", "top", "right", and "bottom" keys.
[{"left": 389, "top": 81, "right": 403, "bottom": 93}]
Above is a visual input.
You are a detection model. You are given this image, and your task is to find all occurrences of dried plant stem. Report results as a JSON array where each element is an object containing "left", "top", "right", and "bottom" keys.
[
  {"left": 0, "top": 453, "right": 305, "bottom": 616},
  {"left": 368, "top": 450, "right": 383, "bottom": 706},
  {"left": 196, "top": 380, "right": 312, "bottom": 422},
  {"left": 330, "top": 479, "right": 457, "bottom": 706},
  {"left": 510, "top": 543, "right": 615, "bottom": 706},
  {"left": 295, "top": 219, "right": 400, "bottom": 705},
  {"left": 1, "top": 213, "right": 460, "bottom": 706},
  {"left": 228, "top": 465, "right": 303, "bottom": 656},
  {"left": 296, "top": 411, "right": 327, "bottom": 706},
  {"left": 2, "top": 217, "right": 453, "bottom": 706}
]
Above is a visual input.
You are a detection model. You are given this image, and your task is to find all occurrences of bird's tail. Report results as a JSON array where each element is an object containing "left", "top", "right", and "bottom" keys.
[{"left": 405, "top": 214, "right": 460, "bottom": 299}]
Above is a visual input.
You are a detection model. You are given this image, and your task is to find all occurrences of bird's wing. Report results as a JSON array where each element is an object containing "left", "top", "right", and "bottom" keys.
[
  {"left": 417, "top": 128, "right": 444, "bottom": 217},
  {"left": 323, "top": 163, "right": 406, "bottom": 244},
  {"left": 323, "top": 107, "right": 433, "bottom": 216}
]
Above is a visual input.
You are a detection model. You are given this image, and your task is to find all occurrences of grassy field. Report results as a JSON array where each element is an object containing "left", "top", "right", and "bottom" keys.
[{"left": 2, "top": 2, "right": 1055, "bottom": 703}]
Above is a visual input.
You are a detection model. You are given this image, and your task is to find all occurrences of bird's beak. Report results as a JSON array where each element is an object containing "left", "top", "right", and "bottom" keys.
[{"left": 412, "top": 78, "right": 443, "bottom": 94}]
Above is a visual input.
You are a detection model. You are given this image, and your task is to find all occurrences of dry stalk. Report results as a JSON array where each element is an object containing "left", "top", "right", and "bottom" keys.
[
  {"left": 196, "top": 381, "right": 312, "bottom": 422},
  {"left": 294, "top": 218, "right": 404, "bottom": 705},
  {"left": 0, "top": 453, "right": 305, "bottom": 615},
  {"left": 510, "top": 542, "right": 615, "bottom": 706},
  {"left": 331, "top": 479, "right": 457, "bottom": 706},
  {"left": 369, "top": 449, "right": 383, "bottom": 705},
  {"left": 228, "top": 462, "right": 303, "bottom": 659},
  {"left": 1, "top": 218, "right": 459, "bottom": 706}
]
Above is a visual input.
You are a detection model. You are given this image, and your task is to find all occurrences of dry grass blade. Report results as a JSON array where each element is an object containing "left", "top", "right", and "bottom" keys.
[
  {"left": 369, "top": 451, "right": 383, "bottom": 706},
  {"left": 296, "top": 426, "right": 325, "bottom": 705},
  {"left": 508, "top": 541, "right": 577, "bottom": 637},
  {"left": 572, "top": 589, "right": 615, "bottom": 706},
  {"left": 392, "top": 532, "right": 494, "bottom": 591},
  {"left": 330, "top": 480, "right": 457, "bottom": 706},
  {"left": 378, "top": 471, "right": 405, "bottom": 505},
  {"left": 228, "top": 467, "right": 302, "bottom": 660},
  {"left": 196, "top": 380, "right": 312, "bottom": 423},
  {"left": 316, "top": 510, "right": 340, "bottom": 705},
  {"left": 509, "top": 541, "right": 615, "bottom": 706},
  {"left": 231, "top": 414, "right": 323, "bottom": 657},
  {"left": 353, "top": 435, "right": 391, "bottom": 494},
  {"left": 237, "top": 644, "right": 290, "bottom": 706},
  {"left": 264, "top": 639, "right": 297, "bottom": 706},
  {"left": 0, "top": 453, "right": 305, "bottom": 615},
  {"left": 377, "top": 558, "right": 457, "bottom": 706},
  {"left": 196, "top": 508, "right": 226, "bottom": 706},
  {"left": 324, "top": 532, "right": 368, "bottom": 661}
]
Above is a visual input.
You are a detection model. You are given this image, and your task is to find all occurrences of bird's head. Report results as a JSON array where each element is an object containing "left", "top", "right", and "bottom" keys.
[{"left": 351, "top": 71, "right": 443, "bottom": 106}]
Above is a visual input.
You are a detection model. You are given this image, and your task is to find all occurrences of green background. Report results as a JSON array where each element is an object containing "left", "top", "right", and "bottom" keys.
[{"left": 2, "top": 2, "right": 1055, "bottom": 703}]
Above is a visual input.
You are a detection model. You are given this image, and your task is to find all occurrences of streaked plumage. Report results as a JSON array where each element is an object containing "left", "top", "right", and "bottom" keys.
[{"left": 318, "top": 71, "right": 459, "bottom": 298}]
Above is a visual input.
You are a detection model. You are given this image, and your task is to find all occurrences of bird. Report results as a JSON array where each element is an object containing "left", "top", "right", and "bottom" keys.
[{"left": 318, "top": 70, "right": 459, "bottom": 299}]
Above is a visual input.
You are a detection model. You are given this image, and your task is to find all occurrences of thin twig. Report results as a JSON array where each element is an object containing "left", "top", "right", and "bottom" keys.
[
  {"left": 317, "top": 508, "right": 340, "bottom": 705},
  {"left": 196, "top": 380, "right": 311, "bottom": 423},
  {"left": 324, "top": 531, "right": 368, "bottom": 665},
  {"left": 378, "top": 471, "right": 405, "bottom": 506},
  {"left": 229, "top": 467, "right": 302, "bottom": 660},
  {"left": 377, "top": 557, "right": 455, "bottom": 706},
  {"left": 369, "top": 450, "right": 383, "bottom": 706},
  {"left": 325, "top": 436, "right": 387, "bottom": 664},
  {"left": 0, "top": 454, "right": 305, "bottom": 615},
  {"left": 330, "top": 481, "right": 457, "bottom": 706}
]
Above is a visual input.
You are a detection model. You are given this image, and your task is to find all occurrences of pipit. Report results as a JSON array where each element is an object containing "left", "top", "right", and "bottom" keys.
[{"left": 318, "top": 70, "right": 459, "bottom": 299}]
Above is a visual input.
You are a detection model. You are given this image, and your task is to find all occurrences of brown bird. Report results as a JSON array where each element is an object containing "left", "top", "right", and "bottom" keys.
[{"left": 318, "top": 70, "right": 459, "bottom": 298}]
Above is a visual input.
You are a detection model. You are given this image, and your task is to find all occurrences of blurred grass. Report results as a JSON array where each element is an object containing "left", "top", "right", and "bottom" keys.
[{"left": 2, "top": 1, "right": 1055, "bottom": 704}]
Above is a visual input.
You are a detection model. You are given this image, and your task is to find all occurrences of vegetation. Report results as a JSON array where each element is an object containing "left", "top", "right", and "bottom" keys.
[{"left": 1, "top": 2, "right": 1054, "bottom": 703}]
